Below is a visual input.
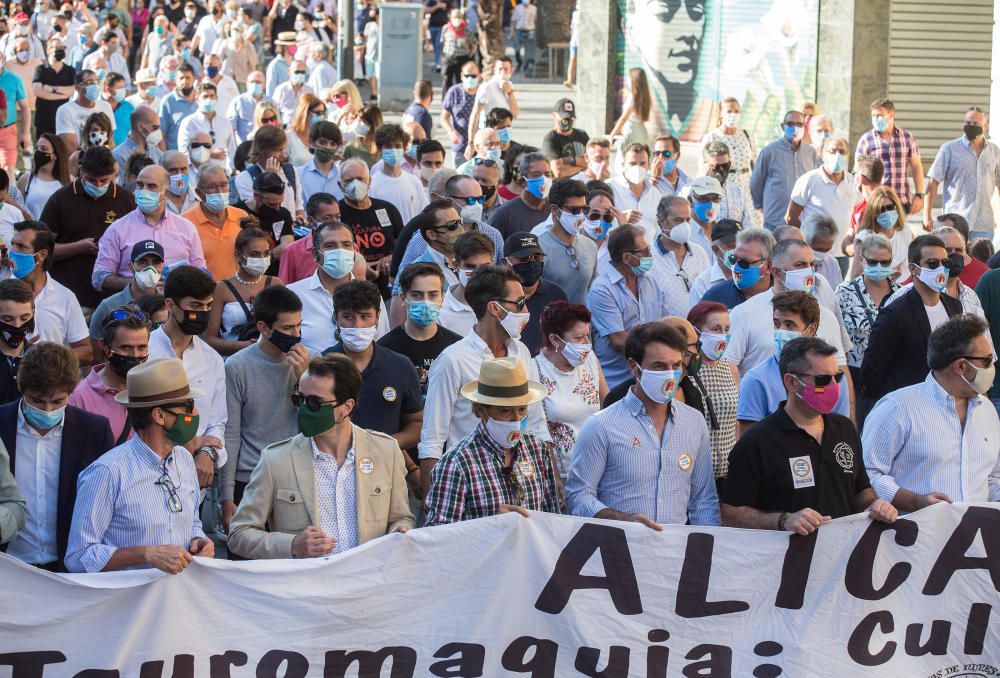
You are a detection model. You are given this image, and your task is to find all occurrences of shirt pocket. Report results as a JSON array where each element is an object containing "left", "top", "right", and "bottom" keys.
[
  {"left": 365, "top": 484, "right": 389, "bottom": 523},
  {"left": 272, "top": 487, "right": 310, "bottom": 532}
]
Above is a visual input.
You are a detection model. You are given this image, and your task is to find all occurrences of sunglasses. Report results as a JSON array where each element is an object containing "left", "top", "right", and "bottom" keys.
[
  {"left": 155, "top": 464, "right": 183, "bottom": 513},
  {"left": 473, "top": 158, "right": 498, "bottom": 167},
  {"left": 261, "top": 116, "right": 278, "bottom": 124},
  {"left": 734, "top": 257, "right": 765, "bottom": 269},
  {"left": 190, "top": 141, "right": 211, "bottom": 149},
  {"left": 450, "top": 195, "right": 485, "bottom": 205},
  {"left": 435, "top": 218, "right": 463, "bottom": 232},
  {"left": 587, "top": 210, "right": 613, "bottom": 221},
  {"left": 654, "top": 150, "right": 673, "bottom": 158},
  {"left": 560, "top": 205, "right": 585, "bottom": 215},
  {"left": 794, "top": 371, "right": 845, "bottom": 387},
  {"left": 920, "top": 258, "right": 945, "bottom": 270},
  {"left": 104, "top": 308, "right": 148, "bottom": 325},
  {"left": 290, "top": 392, "right": 338, "bottom": 411},
  {"left": 495, "top": 297, "right": 528, "bottom": 311},
  {"left": 784, "top": 121, "right": 805, "bottom": 128},
  {"left": 864, "top": 258, "right": 893, "bottom": 267},
  {"left": 960, "top": 354, "right": 995, "bottom": 369}
]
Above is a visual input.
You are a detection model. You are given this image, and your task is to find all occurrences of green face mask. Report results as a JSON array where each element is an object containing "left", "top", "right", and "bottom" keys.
[
  {"left": 686, "top": 351, "right": 702, "bottom": 377},
  {"left": 297, "top": 402, "right": 336, "bottom": 437},
  {"left": 164, "top": 410, "right": 200, "bottom": 446}
]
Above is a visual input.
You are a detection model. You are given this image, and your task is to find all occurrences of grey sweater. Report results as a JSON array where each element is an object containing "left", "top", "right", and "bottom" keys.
[{"left": 221, "top": 342, "right": 306, "bottom": 502}]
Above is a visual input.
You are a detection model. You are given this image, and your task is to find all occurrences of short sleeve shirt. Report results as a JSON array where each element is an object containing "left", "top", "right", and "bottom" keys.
[
  {"left": 724, "top": 403, "right": 871, "bottom": 518},
  {"left": 32, "top": 63, "right": 76, "bottom": 135},
  {"left": 542, "top": 128, "right": 589, "bottom": 162}
]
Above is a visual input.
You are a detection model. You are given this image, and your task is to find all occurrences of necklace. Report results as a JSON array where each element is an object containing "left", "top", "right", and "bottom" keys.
[{"left": 235, "top": 271, "right": 263, "bottom": 285}]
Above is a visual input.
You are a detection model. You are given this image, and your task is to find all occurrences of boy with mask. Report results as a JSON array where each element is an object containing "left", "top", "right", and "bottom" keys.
[
  {"left": 66, "top": 358, "right": 215, "bottom": 572},
  {"left": 147, "top": 265, "right": 227, "bottom": 491},
  {"left": 228, "top": 353, "right": 414, "bottom": 559},
  {"left": 220, "top": 285, "right": 311, "bottom": 533},
  {"left": 71, "top": 304, "right": 150, "bottom": 443},
  {"left": 437, "top": 230, "right": 494, "bottom": 336},
  {"left": 3, "top": 342, "right": 114, "bottom": 571},
  {"left": 89, "top": 240, "right": 164, "bottom": 346},
  {"left": 424, "top": 356, "right": 558, "bottom": 525},
  {"left": 369, "top": 123, "right": 427, "bottom": 224},
  {"left": 0, "top": 279, "right": 35, "bottom": 404}
]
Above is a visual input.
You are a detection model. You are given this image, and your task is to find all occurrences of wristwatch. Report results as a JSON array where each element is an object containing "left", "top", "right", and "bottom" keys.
[
  {"left": 913, "top": 192, "right": 924, "bottom": 199},
  {"left": 777, "top": 512, "right": 789, "bottom": 531},
  {"left": 196, "top": 447, "right": 219, "bottom": 464}
]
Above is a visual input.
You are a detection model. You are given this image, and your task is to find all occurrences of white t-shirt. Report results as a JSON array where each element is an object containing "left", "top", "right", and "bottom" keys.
[
  {"left": 28, "top": 275, "right": 89, "bottom": 344},
  {"left": 364, "top": 21, "right": 379, "bottom": 61},
  {"left": 476, "top": 78, "right": 512, "bottom": 115},
  {"left": 368, "top": 169, "right": 428, "bottom": 224},
  {"left": 0, "top": 203, "right": 22, "bottom": 247},
  {"left": 925, "top": 300, "right": 949, "bottom": 331},
  {"left": 54, "top": 98, "right": 117, "bottom": 140},
  {"left": 789, "top": 168, "right": 860, "bottom": 256}
]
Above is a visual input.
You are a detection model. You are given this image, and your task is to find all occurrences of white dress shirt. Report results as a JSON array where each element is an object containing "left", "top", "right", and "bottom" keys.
[
  {"left": 177, "top": 111, "right": 237, "bottom": 172},
  {"left": 863, "top": 372, "right": 1000, "bottom": 503},
  {"left": 312, "top": 437, "right": 359, "bottom": 554},
  {"left": 437, "top": 285, "right": 476, "bottom": 336},
  {"left": 5, "top": 405, "right": 62, "bottom": 564},
  {"left": 28, "top": 274, "right": 89, "bottom": 346},
  {"left": 789, "top": 168, "right": 861, "bottom": 256},
  {"left": 148, "top": 328, "right": 228, "bottom": 468},
  {"left": 272, "top": 81, "right": 314, "bottom": 126},
  {"left": 650, "top": 236, "right": 710, "bottom": 317},
  {"left": 607, "top": 175, "right": 663, "bottom": 243},
  {"left": 418, "top": 330, "right": 549, "bottom": 460},
  {"left": 286, "top": 271, "right": 390, "bottom": 353}
]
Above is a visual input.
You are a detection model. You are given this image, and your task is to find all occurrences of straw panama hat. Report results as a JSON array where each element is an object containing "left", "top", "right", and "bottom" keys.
[
  {"left": 275, "top": 31, "right": 298, "bottom": 46},
  {"left": 115, "top": 358, "right": 205, "bottom": 408},
  {"left": 460, "top": 357, "right": 547, "bottom": 407}
]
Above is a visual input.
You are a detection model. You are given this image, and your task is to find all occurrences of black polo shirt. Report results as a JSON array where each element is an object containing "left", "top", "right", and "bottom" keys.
[
  {"left": 521, "top": 279, "right": 567, "bottom": 356},
  {"left": 322, "top": 343, "right": 423, "bottom": 439},
  {"left": 377, "top": 323, "right": 461, "bottom": 394},
  {"left": 723, "top": 403, "right": 870, "bottom": 519}
]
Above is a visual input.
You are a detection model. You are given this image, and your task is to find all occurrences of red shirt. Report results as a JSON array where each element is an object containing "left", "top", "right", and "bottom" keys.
[
  {"left": 277, "top": 233, "right": 317, "bottom": 284},
  {"left": 959, "top": 256, "right": 989, "bottom": 290},
  {"left": 850, "top": 199, "right": 866, "bottom": 233}
]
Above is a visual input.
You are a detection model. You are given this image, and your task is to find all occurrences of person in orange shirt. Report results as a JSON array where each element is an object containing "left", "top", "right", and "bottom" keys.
[{"left": 182, "top": 162, "right": 247, "bottom": 281}]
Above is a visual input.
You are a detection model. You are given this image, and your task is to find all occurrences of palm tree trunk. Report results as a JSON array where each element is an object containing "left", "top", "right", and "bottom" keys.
[{"left": 476, "top": 0, "right": 506, "bottom": 74}]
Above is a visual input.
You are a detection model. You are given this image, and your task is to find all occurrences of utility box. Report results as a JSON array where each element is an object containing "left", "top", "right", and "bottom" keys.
[{"left": 378, "top": 3, "right": 424, "bottom": 111}]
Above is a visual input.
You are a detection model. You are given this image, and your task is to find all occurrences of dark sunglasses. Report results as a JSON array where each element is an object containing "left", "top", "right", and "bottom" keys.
[
  {"left": 496, "top": 297, "right": 528, "bottom": 311},
  {"left": 104, "top": 307, "right": 148, "bottom": 326},
  {"left": 435, "top": 218, "right": 463, "bottom": 232},
  {"left": 734, "top": 257, "right": 765, "bottom": 269},
  {"left": 290, "top": 392, "right": 338, "bottom": 411},
  {"left": 473, "top": 158, "right": 498, "bottom": 167},
  {"left": 190, "top": 141, "right": 211, "bottom": 149},
  {"left": 560, "top": 205, "right": 586, "bottom": 215},
  {"left": 795, "top": 371, "right": 845, "bottom": 387},
  {"left": 450, "top": 195, "right": 485, "bottom": 205},
  {"left": 864, "top": 258, "right": 893, "bottom": 267},
  {"left": 654, "top": 150, "right": 673, "bottom": 158},
  {"left": 261, "top": 115, "right": 278, "bottom": 123},
  {"left": 587, "top": 210, "right": 613, "bottom": 221},
  {"left": 921, "top": 258, "right": 945, "bottom": 270},
  {"left": 960, "top": 354, "right": 995, "bottom": 369},
  {"left": 784, "top": 121, "right": 805, "bottom": 128}
]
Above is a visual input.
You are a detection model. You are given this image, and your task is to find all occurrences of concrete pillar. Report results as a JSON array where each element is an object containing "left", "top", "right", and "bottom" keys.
[
  {"left": 816, "top": 0, "right": 891, "bottom": 148},
  {"left": 575, "top": 0, "right": 616, "bottom": 136}
]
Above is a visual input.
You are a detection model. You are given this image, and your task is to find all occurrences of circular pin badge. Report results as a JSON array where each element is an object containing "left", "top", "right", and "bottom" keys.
[
  {"left": 792, "top": 458, "right": 811, "bottom": 477},
  {"left": 518, "top": 458, "right": 535, "bottom": 478},
  {"left": 359, "top": 457, "right": 375, "bottom": 474},
  {"left": 382, "top": 386, "right": 397, "bottom": 402},
  {"left": 677, "top": 452, "right": 693, "bottom": 472}
]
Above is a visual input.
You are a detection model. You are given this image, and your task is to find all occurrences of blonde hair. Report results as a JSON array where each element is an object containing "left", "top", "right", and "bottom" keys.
[
  {"left": 716, "top": 96, "right": 741, "bottom": 127},
  {"left": 801, "top": 101, "right": 822, "bottom": 117},
  {"left": 330, "top": 79, "right": 363, "bottom": 115},
  {"left": 860, "top": 186, "right": 906, "bottom": 233},
  {"left": 252, "top": 101, "right": 279, "bottom": 129},
  {"left": 628, "top": 68, "right": 651, "bottom": 123},
  {"left": 291, "top": 93, "right": 324, "bottom": 134}
]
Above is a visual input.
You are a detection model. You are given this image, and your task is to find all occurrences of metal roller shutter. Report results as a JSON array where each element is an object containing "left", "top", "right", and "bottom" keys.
[{"left": 888, "top": 0, "right": 993, "bottom": 164}]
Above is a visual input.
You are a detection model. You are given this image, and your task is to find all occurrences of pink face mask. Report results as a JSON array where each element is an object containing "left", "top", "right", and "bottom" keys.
[{"left": 795, "top": 376, "right": 840, "bottom": 414}]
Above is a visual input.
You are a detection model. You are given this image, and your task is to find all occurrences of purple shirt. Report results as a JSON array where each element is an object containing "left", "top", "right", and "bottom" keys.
[
  {"left": 92, "top": 208, "right": 207, "bottom": 290},
  {"left": 68, "top": 365, "right": 130, "bottom": 442}
]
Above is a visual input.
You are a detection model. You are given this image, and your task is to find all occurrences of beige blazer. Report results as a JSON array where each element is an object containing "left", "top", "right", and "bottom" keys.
[{"left": 228, "top": 425, "right": 415, "bottom": 559}]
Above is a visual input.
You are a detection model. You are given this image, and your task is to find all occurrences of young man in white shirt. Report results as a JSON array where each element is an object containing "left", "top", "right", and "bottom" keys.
[
  {"left": 177, "top": 81, "right": 237, "bottom": 172},
  {"left": 466, "top": 56, "right": 518, "bottom": 152},
  {"left": 369, "top": 124, "right": 428, "bottom": 224},
  {"left": 436, "top": 230, "right": 494, "bottom": 336},
  {"left": 54, "top": 68, "right": 115, "bottom": 152}
]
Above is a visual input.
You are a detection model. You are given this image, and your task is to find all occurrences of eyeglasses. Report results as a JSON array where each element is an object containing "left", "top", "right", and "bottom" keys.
[
  {"left": 500, "top": 464, "right": 525, "bottom": 505},
  {"left": 587, "top": 210, "right": 613, "bottom": 221},
  {"left": 794, "top": 371, "right": 845, "bottom": 387},
  {"left": 921, "top": 258, "right": 945, "bottom": 270},
  {"left": 676, "top": 270, "right": 691, "bottom": 292},
  {"left": 564, "top": 244, "right": 579, "bottom": 270},
  {"left": 190, "top": 141, "right": 211, "bottom": 149},
  {"left": 473, "top": 158, "right": 497, "bottom": 167},
  {"left": 290, "top": 392, "right": 338, "bottom": 411},
  {"left": 495, "top": 297, "right": 528, "bottom": 311},
  {"left": 162, "top": 400, "right": 196, "bottom": 415},
  {"left": 156, "top": 462, "right": 183, "bottom": 513},
  {"left": 261, "top": 115, "right": 277, "bottom": 124},
  {"left": 434, "top": 218, "right": 463, "bottom": 232},
  {"left": 960, "top": 355, "right": 995, "bottom": 368},
  {"left": 734, "top": 257, "right": 765, "bottom": 269},
  {"left": 876, "top": 203, "right": 897, "bottom": 215},
  {"left": 627, "top": 247, "right": 652, "bottom": 258},
  {"left": 450, "top": 195, "right": 485, "bottom": 205},
  {"left": 654, "top": 150, "right": 673, "bottom": 158},
  {"left": 560, "top": 205, "right": 586, "bottom": 215}
]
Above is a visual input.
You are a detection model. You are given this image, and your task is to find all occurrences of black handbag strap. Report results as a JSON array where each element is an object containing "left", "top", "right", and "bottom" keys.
[{"left": 222, "top": 279, "right": 253, "bottom": 323}]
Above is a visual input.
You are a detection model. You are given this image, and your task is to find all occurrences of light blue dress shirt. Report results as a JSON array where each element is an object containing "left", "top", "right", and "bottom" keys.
[
  {"left": 157, "top": 91, "right": 198, "bottom": 151},
  {"left": 927, "top": 136, "right": 1000, "bottom": 234},
  {"left": 749, "top": 138, "right": 819, "bottom": 229},
  {"left": 737, "top": 356, "right": 850, "bottom": 422},
  {"left": 566, "top": 389, "right": 720, "bottom": 525},
  {"left": 226, "top": 92, "right": 270, "bottom": 143},
  {"left": 298, "top": 158, "right": 344, "bottom": 204},
  {"left": 265, "top": 55, "right": 290, "bottom": 98}
]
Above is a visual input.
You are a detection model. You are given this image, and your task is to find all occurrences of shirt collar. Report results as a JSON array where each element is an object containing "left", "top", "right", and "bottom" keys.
[
  {"left": 622, "top": 386, "right": 675, "bottom": 422},
  {"left": 87, "top": 364, "right": 123, "bottom": 395},
  {"left": 925, "top": 371, "right": 955, "bottom": 408},
  {"left": 474, "top": 420, "right": 513, "bottom": 461},
  {"left": 132, "top": 433, "right": 174, "bottom": 471},
  {"left": 310, "top": 433, "right": 355, "bottom": 462}
]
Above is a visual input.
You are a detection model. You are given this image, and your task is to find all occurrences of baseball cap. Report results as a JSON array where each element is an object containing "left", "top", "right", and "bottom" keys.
[
  {"left": 504, "top": 232, "right": 543, "bottom": 259},
  {"left": 130, "top": 240, "right": 165, "bottom": 263},
  {"left": 711, "top": 218, "right": 742, "bottom": 242},
  {"left": 690, "top": 176, "right": 724, "bottom": 198},
  {"left": 253, "top": 171, "right": 285, "bottom": 194},
  {"left": 14, "top": 12, "right": 29, "bottom": 23},
  {"left": 554, "top": 98, "right": 576, "bottom": 119}
]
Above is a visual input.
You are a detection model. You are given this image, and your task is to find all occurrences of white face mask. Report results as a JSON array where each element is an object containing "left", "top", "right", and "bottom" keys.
[
  {"left": 722, "top": 111, "right": 740, "bottom": 128},
  {"left": 190, "top": 145, "right": 211, "bottom": 164},
  {"left": 243, "top": 255, "right": 270, "bottom": 276},
  {"left": 133, "top": 265, "right": 161, "bottom": 289},
  {"left": 495, "top": 302, "right": 529, "bottom": 341},
  {"left": 663, "top": 221, "right": 690, "bottom": 244},
  {"left": 458, "top": 268, "right": 474, "bottom": 287},
  {"left": 699, "top": 332, "right": 730, "bottom": 361},
  {"left": 145, "top": 128, "right": 163, "bottom": 147},
  {"left": 558, "top": 337, "right": 591, "bottom": 367},
  {"left": 484, "top": 416, "right": 526, "bottom": 449},
  {"left": 354, "top": 121, "right": 370, "bottom": 137},
  {"left": 339, "top": 325, "right": 378, "bottom": 352},
  {"left": 558, "top": 209, "right": 583, "bottom": 234},
  {"left": 460, "top": 203, "right": 483, "bottom": 224},
  {"left": 636, "top": 366, "right": 682, "bottom": 404},
  {"left": 916, "top": 264, "right": 949, "bottom": 293},
  {"left": 781, "top": 266, "right": 816, "bottom": 294},
  {"left": 623, "top": 164, "right": 646, "bottom": 185},
  {"left": 961, "top": 359, "right": 996, "bottom": 395}
]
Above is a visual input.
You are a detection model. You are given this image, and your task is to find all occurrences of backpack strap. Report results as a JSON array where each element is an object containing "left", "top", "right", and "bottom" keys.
[{"left": 222, "top": 279, "right": 253, "bottom": 323}]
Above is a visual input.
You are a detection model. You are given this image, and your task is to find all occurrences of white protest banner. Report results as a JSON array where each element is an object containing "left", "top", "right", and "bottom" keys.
[{"left": 0, "top": 502, "right": 998, "bottom": 677}]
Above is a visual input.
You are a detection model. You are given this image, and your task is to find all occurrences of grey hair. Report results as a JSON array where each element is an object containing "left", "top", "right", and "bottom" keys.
[
  {"left": 519, "top": 152, "right": 548, "bottom": 177},
  {"left": 859, "top": 233, "right": 893, "bottom": 259},
  {"left": 161, "top": 150, "right": 188, "bottom": 166},
  {"left": 196, "top": 161, "right": 227, "bottom": 186},
  {"left": 339, "top": 157, "right": 370, "bottom": 178},
  {"left": 771, "top": 239, "right": 810, "bottom": 268},
  {"left": 932, "top": 225, "right": 965, "bottom": 244},
  {"left": 801, "top": 213, "right": 838, "bottom": 244},
  {"left": 736, "top": 227, "right": 776, "bottom": 261},
  {"left": 428, "top": 168, "right": 457, "bottom": 197},
  {"left": 704, "top": 140, "right": 731, "bottom": 159},
  {"left": 656, "top": 195, "right": 690, "bottom": 221}
]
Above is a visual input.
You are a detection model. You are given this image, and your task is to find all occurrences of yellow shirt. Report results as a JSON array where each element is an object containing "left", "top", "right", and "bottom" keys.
[{"left": 183, "top": 203, "right": 247, "bottom": 280}]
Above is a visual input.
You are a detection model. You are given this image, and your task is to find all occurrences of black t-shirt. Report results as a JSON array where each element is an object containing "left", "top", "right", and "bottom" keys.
[
  {"left": 339, "top": 198, "right": 404, "bottom": 297},
  {"left": 425, "top": 0, "right": 449, "bottom": 27},
  {"left": 521, "top": 279, "right": 567, "bottom": 356},
  {"left": 377, "top": 323, "right": 462, "bottom": 394},
  {"left": 233, "top": 199, "right": 293, "bottom": 277},
  {"left": 542, "top": 128, "right": 589, "bottom": 163},
  {"left": 32, "top": 63, "right": 77, "bottom": 137},
  {"left": 723, "top": 403, "right": 870, "bottom": 519}
]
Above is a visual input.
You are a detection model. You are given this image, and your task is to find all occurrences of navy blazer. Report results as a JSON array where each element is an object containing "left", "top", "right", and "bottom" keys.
[
  {"left": 1, "top": 401, "right": 114, "bottom": 569},
  {"left": 859, "top": 287, "right": 964, "bottom": 401}
]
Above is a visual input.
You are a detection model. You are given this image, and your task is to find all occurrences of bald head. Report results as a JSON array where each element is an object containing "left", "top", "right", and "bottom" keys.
[
  {"left": 138, "top": 165, "right": 168, "bottom": 188},
  {"left": 661, "top": 317, "right": 697, "bottom": 344}
]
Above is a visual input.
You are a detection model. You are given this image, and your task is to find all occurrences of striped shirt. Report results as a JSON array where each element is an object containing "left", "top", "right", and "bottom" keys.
[
  {"left": 65, "top": 436, "right": 205, "bottom": 573},
  {"left": 855, "top": 126, "right": 921, "bottom": 205},
  {"left": 423, "top": 423, "right": 560, "bottom": 526},
  {"left": 862, "top": 372, "right": 1000, "bottom": 504},
  {"left": 565, "top": 389, "right": 720, "bottom": 525}
]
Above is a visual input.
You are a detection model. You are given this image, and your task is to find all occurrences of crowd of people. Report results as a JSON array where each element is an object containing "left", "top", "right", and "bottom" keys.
[{"left": 0, "top": 0, "right": 997, "bottom": 578}]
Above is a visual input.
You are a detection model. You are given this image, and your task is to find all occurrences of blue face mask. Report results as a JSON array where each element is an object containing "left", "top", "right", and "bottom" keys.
[
  {"left": 23, "top": 400, "right": 66, "bottom": 430},
  {"left": 249, "top": 82, "right": 264, "bottom": 97},
  {"left": 691, "top": 199, "right": 718, "bottom": 223},
  {"left": 83, "top": 179, "right": 109, "bottom": 199},
  {"left": 381, "top": 148, "right": 404, "bottom": 166},
  {"left": 135, "top": 188, "right": 161, "bottom": 213},
  {"left": 663, "top": 158, "right": 677, "bottom": 174},
  {"left": 631, "top": 256, "right": 653, "bottom": 277},
  {"left": 206, "top": 65, "right": 219, "bottom": 79},
  {"left": 773, "top": 329, "right": 801, "bottom": 356},
  {"left": 872, "top": 115, "right": 889, "bottom": 133},
  {"left": 405, "top": 143, "right": 419, "bottom": 160},
  {"left": 9, "top": 250, "right": 36, "bottom": 279},
  {"left": 204, "top": 191, "right": 229, "bottom": 212},
  {"left": 180, "top": 47, "right": 191, "bottom": 60},
  {"left": 484, "top": 147, "right": 502, "bottom": 162},
  {"left": 168, "top": 173, "right": 188, "bottom": 196},
  {"left": 496, "top": 127, "right": 512, "bottom": 144},
  {"left": 782, "top": 124, "right": 799, "bottom": 142},
  {"left": 310, "top": 113, "right": 325, "bottom": 126},
  {"left": 524, "top": 175, "right": 550, "bottom": 199},
  {"left": 84, "top": 83, "right": 101, "bottom": 101},
  {"left": 291, "top": 72, "right": 307, "bottom": 85},
  {"left": 321, "top": 248, "right": 355, "bottom": 279},
  {"left": 407, "top": 300, "right": 441, "bottom": 327},
  {"left": 875, "top": 210, "right": 899, "bottom": 230},
  {"left": 732, "top": 262, "right": 762, "bottom": 289},
  {"left": 864, "top": 263, "right": 894, "bottom": 281}
]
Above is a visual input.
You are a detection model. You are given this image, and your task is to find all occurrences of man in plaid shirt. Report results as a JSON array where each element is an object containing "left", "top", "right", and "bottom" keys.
[
  {"left": 423, "top": 356, "right": 560, "bottom": 525},
  {"left": 854, "top": 98, "right": 926, "bottom": 216}
]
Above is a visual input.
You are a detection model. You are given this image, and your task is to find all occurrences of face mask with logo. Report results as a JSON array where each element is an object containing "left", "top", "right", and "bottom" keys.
[
  {"left": 168, "top": 173, "right": 188, "bottom": 196},
  {"left": 382, "top": 148, "right": 404, "bottom": 166},
  {"left": 637, "top": 367, "right": 681, "bottom": 404},
  {"left": 960, "top": 359, "right": 996, "bottom": 395},
  {"left": 583, "top": 217, "right": 612, "bottom": 241},
  {"left": 0, "top": 318, "right": 33, "bottom": 348},
  {"left": 782, "top": 124, "right": 804, "bottom": 143},
  {"left": 321, "top": 248, "right": 355, "bottom": 279},
  {"left": 89, "top": 130, "right": 108, "bottom": 146},
  {"left": 343, "top": 178, "right": 368, "bottom": 202},
  {"left": 781, "top": 266, "right": 816, "bottom": 294},
  {"left": 495, "top": 302, "right": 530, "bottom": 340},
  {"left": 863, "top": 262, "right": 893, "bottom": 281},
  {"left": 291, "top": 72, "right": 307, "bottom": 85},
  {"left": 23, "top": 401, "right": 66, "bottom": 430},
  {"left": 407, "top": 300, "right": 441, "bottom": 327},
  {"left": 485, "top": 416, "right": 526, "bottom": 449},
  {"left": 872, "top": 115, "right": 889, "bottom": 133},
  {"left": 204, "top": 191, "right": 229, "bottom": 213},
  {"left": 558, "top": 208, "right": 583, "bottom": 234},
  {"left": 524, "top": 175, "right": 551, "bottom": 200},
  {"left": 699, "top": 332, "right": 730, "bottom": 361},
  {"left": 692, "top": 199, "right": 719, "bottom": 223},
  {"left": 631, "top": 255, "right": 653, "bottom": 277},
  {"left": 135, "top": 188, "right": 161, "bottom": 213},
  {"left": 733, "top": 262, "right": 762, "bottom": 289},
  {"left": 339, "top": 325, "right": 377, "bottom": 352},
  {"left": 663, "top": 221, "right": 690, "bottom": 244},
  {"left": 512, "top": 260, "right": 544, "bottom": 287},
  {"left": 133, "top": 265, "right": 161, "bottom": 289},
  {"left": 176, "top": 308, "right": 210, "bottom": 335},
  {"left": 773, "top": 329, "right": 801, "bottom": 356},
  {"left": 794, "top": 375, "right": 841, "bottom": 414},
  {"left": 916, "top": 263, "right": 949, "bottom": 293},
  {"left": 823, "top": 152, "right": 847, "bottom": 174},
  {"left": 268, "top": 328, "right": 301, "bottom": 353},
  {"left": 497, "top": 127, "right": 512, "bottom": 144},
  {"left": 558, "top": 337, "right": 591, "bottom": 367},
  {"left": 108, "top": 352, "right": 147, "bottom": 379},
  {"left": 242, "top": 255, "right": 271, "bottom": 276},
  {"left": 623, "top": 164, "right": 646, "bottom": 185},
  {"left": 165, "top": 410, "right": 200, "bottom": 445},
  {"left": 9, "top": 251, "right": 36, "bottom": 279}
]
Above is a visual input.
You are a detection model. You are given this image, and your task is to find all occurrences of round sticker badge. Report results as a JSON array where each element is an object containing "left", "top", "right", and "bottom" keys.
[
  {"left": 382, "top": 386, "right": 397, "bottom": 402},
  {"left": 359, "top": 457, "right": 375, "bottom": 474},
  {"left": 677, "top": 452, "right": 693, "bottom": 472},
  {"left": 518, "top": 458, "right": 535, "bottom": 478}
]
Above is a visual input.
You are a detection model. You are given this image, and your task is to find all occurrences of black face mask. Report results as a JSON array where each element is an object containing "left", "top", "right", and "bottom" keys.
[
  {"left": 33, "top": 150, "right": 52, "bottom": 169},
  {"left": 558, "top": 117, "right": 574, "bottom": 132},
  {"left": 964, "top": 123, "right": 983, "bottom": 141},
  {"left": 108, "top": 352, "right": 147, "bottom": 379},
  {"left": 179, "top": 86, "right": 194, "bottom": 97},
  {"left": 53, "top": 48, "right": 66, "bottom": 61},
  {"left": 268, "top": 328, "right": 301, "bottom": 353},
  {"left": 480, "top": 184, "right": 497, "bottom": 202},
  {"left": 0, "top": 318, "right": 33, "bottom": 348},
  {"left": 176, "top": 308, "right": 210, "bottom": 335},
  {"left": 945, "top": 252, "right": 966, "bottom": 276},
  {"left": 512, "top": 260, "right": 544, "bottom": 287}
]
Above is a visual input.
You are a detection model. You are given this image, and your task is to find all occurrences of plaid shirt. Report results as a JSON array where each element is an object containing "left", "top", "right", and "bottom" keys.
[
  {"left": 855, "top": 126, "right": 921, "bottom": 205},
  {"left": 423, "top": 422, "right": 561, "bottom": 526}
]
